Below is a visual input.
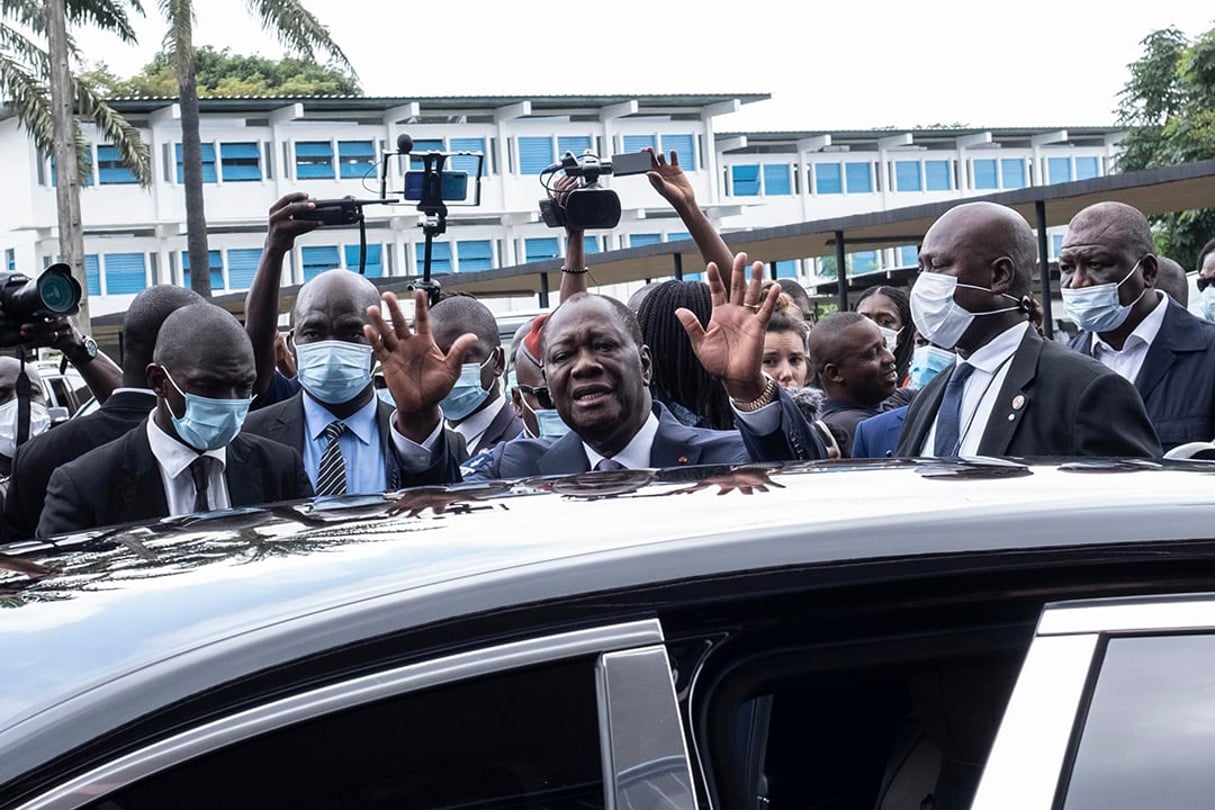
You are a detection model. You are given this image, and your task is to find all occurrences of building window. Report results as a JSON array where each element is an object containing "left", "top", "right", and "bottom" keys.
[
  {"left": 763, "top": 164, "right": 792, "bottom": 195},
  {"left": 973, "top": 159, "right": 998, "bottom": 190},
  {"left": 1076, "top": 156, "right": 1100, "bottom": 180},
  {"left": 4, "top": 248, "right": 14, "bottom": 272},
  {"left": 629, "top": 234, "right": 662, "bottom": 248},
  {"left": 852, "top": 251, "right": 879, "bottom": 274},
  {"left": 815, "top": 163, "right": 843, "bottom": 194},
  {"left": 295, "top": 141, "right": 334, "bottom": 179},
  {"left": 345, "top": 244, "right": 382, "bottom": 278},
  {"left": 227, "top": 248, "right": 263, "bottom": 290},
  {"left": 1052, "top": 234, "right": 1064, "bottom": 258},
  {"left": 84, "top": 254, "right": 100, "bottom": 296},
  {"left": 102, "top": 253, "right": 147, "bottom": 295},
  {"left": 337, "top": 141, "right": 376, "bottom": 180},
  {"left": 898, "top": 245, "right": 919, "bottom": 267},
  {"left": 219, "top": 142, "right": 261, "bottom": 182},
  {"left": 1001, "top": 158, "right": 1027, "bottom": 189},
  {"left": 49, "top": 154, "right": 95, "bottom": 187},
  {"left": 449, "top": 137, "right": 487, "bottom": 176},
  {"left": 408, "top": 139, "right": 446, "bottom": 170},
  {"left": 556, "top": 135, "right": 592, "bottom": 159},
  {"left": 773, "top": 260, "right": 797, "bottom": 279},
  {"left": 1048, "top": 157, "right": 1072, "bottom": 184},
  {"left": 524, "top": 237, "right": 559, "bottom": 263},
  {"left": 518, "top": 137, "right": 555, "bottom": 175},
  {"left": 415, "top": 242, "right": 452, "bottom": 274},
  {"left": 583, "top": 235, "right": 600, "bottom": 254},
  {"left": 895, "top": 161, "right": 922, "bottom": 192},
  {"left": 925, "top": 160, "right": 951, "bottom": 191},
  {"left": 731, "top": 165, "right": 760, "bottom": 196},
  {"left": 456, "top": 240, "right": 493, "bottom": 272},
  {"left": 845, "top": 162, "right": 872, "bottom": 193},
  {"left": 96, "top": 144, "right": 138, "bottom": 185},
  {"left": 176, "top": 143, "right": 218, "bottom": 184},
  {"left": 301, "top": 246, "right": 341, "bottom": 282},
  {"left": 622, "top": 134, "right": 656, "bottom": 154},
  {"left": 181, "top": 250, "right": 224, "bottom": 291},
  {"left": 661, "top": 134, "right": 696, "bottom": 169}
]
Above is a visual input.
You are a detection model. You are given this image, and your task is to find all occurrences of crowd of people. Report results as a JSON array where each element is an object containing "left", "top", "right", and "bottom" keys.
[{"left": 1, "top": 148, "right": 1213, "bottom": 539}]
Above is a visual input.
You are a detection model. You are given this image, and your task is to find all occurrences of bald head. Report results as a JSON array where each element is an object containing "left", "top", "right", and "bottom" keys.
[
  {"left": 121, "top": 285, "right": 205, "bottom": 382},
  {"left": 293, "top": 269, "right": 380, "bottom": 326},
  {"left": 1155, "top": 257, "right": 1188, "bottom": 306},
  {"left": 0, "top": 356, "right": 45, "bottom": 407},
  {"left": 430, "top": 295, "right": 499, "bottom": 353},
  {"left": 925, "top": 202, "right": 1037, "bottom": 298},
  {"left": 154, "top": 304, "right": 254, "bottom": 372},
  {"left": 1066, "top": 202, "right": 1155, "bottom": 259}
]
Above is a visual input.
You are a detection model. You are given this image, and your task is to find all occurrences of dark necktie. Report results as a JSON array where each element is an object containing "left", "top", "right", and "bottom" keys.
[
  {"left": 189, "top": 456, "right": 214, "bottom": 513},
  {"left": 316, "top": 421, "right": 348, "bottom": 496},
  {"left": 933, "top": 363, "right": 976, "bottom": 457},
  {"left": 595, "top": 458, "right": 626, "bottom": 471}
]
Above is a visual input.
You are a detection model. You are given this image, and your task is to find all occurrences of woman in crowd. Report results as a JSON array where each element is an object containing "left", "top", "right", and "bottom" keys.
[{"left": 856, "top": 286, "right": 913, "bottom": 385}]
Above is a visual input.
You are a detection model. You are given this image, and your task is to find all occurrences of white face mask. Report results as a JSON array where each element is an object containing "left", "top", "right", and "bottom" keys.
[
  {"left": 878, "top": 325, "right": 901, "bottom": 353},
  {"left": 1199, "top": 286, "right": 1215, "bottom": 323},
  {"left": 909, "top": 272, "right": 1023, "bottom": 350},
  {"left": 0, "top": 399, "right": 50, "bottom": 459},
  {"left": 1060, "top": 259, "right": 1147, "bottom": 334}
]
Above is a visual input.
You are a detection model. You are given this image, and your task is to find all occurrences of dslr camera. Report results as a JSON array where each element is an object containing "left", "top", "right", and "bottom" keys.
[
  {"left": 0, "top": 263, "right": 82, "bottom": 347},
  {"left": 538, "top": 151, "right": 652, "bottom": 231}
]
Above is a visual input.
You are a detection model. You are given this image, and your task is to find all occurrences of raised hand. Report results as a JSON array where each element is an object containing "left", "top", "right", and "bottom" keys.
[
  {"left": 676, "top": 252, "right": 781, "bottom": 404},
  {"left": 265, "top": 192, "right": 319, "bottom": 253},
  {"left": 364, "top": 291, "right": 477, "bottom": 441},
  {"left": 644, "top": 148, "right": 697, "bottom": 211}
]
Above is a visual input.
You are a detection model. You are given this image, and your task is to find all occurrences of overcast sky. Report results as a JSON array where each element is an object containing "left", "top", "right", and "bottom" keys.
[{"left": 75, "top": 1, "right": 1213, "bottom": 132}]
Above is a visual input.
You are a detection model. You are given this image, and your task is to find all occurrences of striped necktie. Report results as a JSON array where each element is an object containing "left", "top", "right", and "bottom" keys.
[{"left": 316, "top": 421, "right": 348, "bottom": 496}]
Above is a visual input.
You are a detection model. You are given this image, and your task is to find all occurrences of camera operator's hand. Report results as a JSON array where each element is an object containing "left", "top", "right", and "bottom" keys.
[
  {"left": 265, "top": 192, "right": 319, "bottom": 254},
  {"left": 645, "top": 148, "right": 697, "bottom": 212},
  {"left": 20, "top": 315, "right": 84, "bottom": 356}
]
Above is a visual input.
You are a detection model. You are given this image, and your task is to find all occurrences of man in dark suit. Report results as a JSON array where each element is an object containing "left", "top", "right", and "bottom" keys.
[
  {"left": 243, "top": 269, "right": 466, "bottom": 495},
  {"left": 806, "top": 312, "right": 899, "bottom": 452},
  {"left": 3, "top": 285, "right": 204, "bottom": 540},
  {"left": 369, "top": 252, "right": 827, "bottom": 481},
  {"left": 38, "top": 304, "right": 311, "bottom": 537},
  {"left": 852, "top": 406, "right": 908, "bottom": 459},
  {"left": 1061, "top": 202, "right": 1215, "bottom": 451},
  {"left": 895, "top": 201, "right": 1160, "bottom": 458}
]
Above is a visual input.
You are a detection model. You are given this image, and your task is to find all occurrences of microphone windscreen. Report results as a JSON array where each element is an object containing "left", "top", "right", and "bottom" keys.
[{"left": 397, "top": 133, "right": 413, "bottom": 154}]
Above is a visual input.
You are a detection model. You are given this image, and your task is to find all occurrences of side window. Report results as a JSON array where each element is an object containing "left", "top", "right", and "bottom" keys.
[
  {"left": 1060, "top": 634, "right": 1215, "bottom": 810},
  {"left": 89, "top": 658, "right": 606, "bottom": 809}
]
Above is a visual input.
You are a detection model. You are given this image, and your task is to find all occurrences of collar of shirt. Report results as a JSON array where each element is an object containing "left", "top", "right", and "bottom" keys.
[
  {"left": 302, "top": 390, "right": 377, "bottom": 446},
  {"left": 584, "top": 412, "right": 660, "bottom": 470},
  {"left": 145, "top": 414, "right": 226, "bottom": 480},
  {"left": 1091, "top": 290, "right": 1168, "bottom": 357},
  {"left": 449, "top": 396, "right": 508, "bottom": 450},
  {"left": 960, "top": 321, "right": 1031, "bottom": 374},
  {"left": 110, "top": 387, "right": 155, "bottom": 396}
]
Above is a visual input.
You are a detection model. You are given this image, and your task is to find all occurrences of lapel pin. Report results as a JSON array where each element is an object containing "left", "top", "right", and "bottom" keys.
[
  {"left": 678, "top": 455, "right": 688, "bottom": 464},
  {"left": 1011, "top": 394, "right": 1026, "bottom": 411},
  {"left": 1007, "top": 413, "right": 1015, "bottom": 421}
]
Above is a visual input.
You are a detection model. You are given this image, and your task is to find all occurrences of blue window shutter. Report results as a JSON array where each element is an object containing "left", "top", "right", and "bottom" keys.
[
  {"left": 668, "top": 231, "right": 690, "bottom": 244},
  {"left": 1076, "top": 156, "right": 1100, "bottom": 180},
  {"left": 220, "top": 142, "right": 261, "bottom": 182},
  {"left": 815, "top": 163, "right": 842, "bottom": 194},
  {"left": 852, "top": 251, "right": 878, "bottom": 274},
  {"left": 1001, "top": 158, "right": 1026, "bottom": 189},
  {"left": 344, "top": 244, "right": 383, "bottom": 277},
  {"left": 583, "top": 235, "right": 600, "bottom": 254},
  {"left": 449, "top": 137, "right": 486, "bottom": 176},
  {"left": 103, "top": 253, "right": 146, "bottom": 295},
  {"left": 660, "top": 134, "right": 695, "bottom": 170},
  {"left": 295, "top": 141, "right": 335, "bottom": 179},
  {"left": 763, "top": 164, "right": 792, "bottom": 195},
  {"left": 524, "top": 237, "right": 559, "bottom": 263},
  {"left": 181, "top": 250, "right": 223, "bottom": 290},
  {"left": 301, "top": 245, "right": 341, "bottom": 282},
  {"left": 414, "top": 242, "right": 452, "bottom": 274},
  {"left": 845, "top": 162, "right": 872, "bottom": 193},
  {"left": 409, "top": 139, "right": 446, "bottom": 170},
  {"left": 622, "top": 135, "right": 657, "bottom": 154},
  {"left": 732, "top": 164, "right": 760, "bottom": 196},
  {"left": 518, "top": 137, "right": 554, "bottom": 175},
  {"left": 177, "top": 143, "right": 217, "bottom": 183},
  {"left": 556, "top": 136, "right": 592, "bottom": 159},
  {"left": 925, "top": 160, "right": 951, "bottom": 191},
  {"left": 227, "top": 248, "right": 262, "bottom": 289},
  {"left": 337, "top": 140, "right": 376, "bottom": 179},
  {"left": 84, "top": 254, "right": 100, "bottom": 296},
  {"left": 97, "top": 145, "right": 137, "bottom": 185},
  {"left": 1048, "top": 157, "right": 1072, "bottom": 184},
  {"left": 774, "top": 260, "right": 797, "bottom": 279},
  {"left": 456, "top": 240, "right": 493, "bottom": 272},
  {"left": 895, "top": 161, "right": 922, "bottom": 192},
  {"left": 294, "top": 142, "right": 333, "bottom": 157},
  {"left": 973, "top": 159, "right": 998, "bottom": 190},
  {"left": 629, "top": 234, "right": 662, "bottom": 248},
  {"left": 1052, "top": 234, "right": 1064, "bottom": 258},
  {"left": 899, "top": 245, "right": 919, "bottom": 266}
]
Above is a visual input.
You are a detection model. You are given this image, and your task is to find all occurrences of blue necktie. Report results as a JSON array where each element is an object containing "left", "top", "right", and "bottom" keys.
[{"left": 933, "top": 363, "right": 976, "bottom": 457}]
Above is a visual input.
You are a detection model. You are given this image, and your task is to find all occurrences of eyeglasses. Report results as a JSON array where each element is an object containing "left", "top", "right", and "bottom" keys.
[
  {"left": 515, "top": 383, "right": 553, "bottom": 409},
  {"left": 1199, "top": 276, "right": 1214, "bottom": 292}
]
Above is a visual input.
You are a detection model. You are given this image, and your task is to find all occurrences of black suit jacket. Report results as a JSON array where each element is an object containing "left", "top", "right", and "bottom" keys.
[
  {"left": 896, "top": 326, "right": 1161, "bottom": 458},
  {"left": 242, "top": 391, "right": 469, "bottom": 491},
  {"left": 1068, "top": 298, "right": 1215, "bottom": 450},
  {"left": 37, "top": 421, "right": 313, "bottom": 538},
  {"left": 3, "top": 390, "right": 157, "bottom": 541},
  {"left": 463, "top": 399, "right": 524, "bottom": 456}
]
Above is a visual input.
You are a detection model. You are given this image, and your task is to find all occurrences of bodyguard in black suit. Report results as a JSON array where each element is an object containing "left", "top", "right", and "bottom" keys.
[
  {"left": 895, "top": 201, "right": 1159, "bottom": 459},
  {"left": 3, "top": 285, "right": 205, "bottom": 540},
  {"left": 38, "top": 304, "right": 312, "bottom": 538},
  {"left": 1060, "top": 202, "right": 1215, "bottom": 451}
]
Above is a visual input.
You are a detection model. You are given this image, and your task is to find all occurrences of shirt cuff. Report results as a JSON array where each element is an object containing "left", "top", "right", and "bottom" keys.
[
  {"left": 731, "top": 399, "right": 781, "bottom": 435},
  {"left": 389, "top": 413, "right": 445, "bottom": 472}
]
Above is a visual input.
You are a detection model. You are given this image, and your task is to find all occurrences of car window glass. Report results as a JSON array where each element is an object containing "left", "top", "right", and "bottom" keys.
[
  {"left": 49, "top": 378, "right": 70, "bottom": 410},
  {"left": 1061, "top": 634, "right": 1215, "bottom": 810},
  {"left": 87, "top": 658, "right": 604, "bottom": 810}
]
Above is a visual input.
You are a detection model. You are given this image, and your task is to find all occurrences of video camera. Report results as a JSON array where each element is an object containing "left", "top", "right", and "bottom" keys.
[
  {"left": 538, "top": 150, "right": 652, "bottom": 231},
  {"left": 0, "top": 263, "right": 82, "bottom": 347}
]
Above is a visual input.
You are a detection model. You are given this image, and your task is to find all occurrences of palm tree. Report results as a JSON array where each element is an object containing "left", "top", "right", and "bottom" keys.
[{"left": 159, "top": 1, "right": 353, "bottom": 297}]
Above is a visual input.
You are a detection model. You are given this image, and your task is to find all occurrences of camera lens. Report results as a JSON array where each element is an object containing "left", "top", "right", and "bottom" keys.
[{"left": 37, "top": 271, "right": 78, "bottom": 314}]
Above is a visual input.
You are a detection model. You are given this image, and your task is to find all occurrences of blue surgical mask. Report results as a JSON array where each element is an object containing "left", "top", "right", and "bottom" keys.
[
  {"left": 1061, "top": 259, "right": 1147, "bottom": 333},
  {"left": 1200, "top": 286, "right": 1215, "bottom": 323},
  {"left": 294, "top": 340, "right": 374, "bottom": 405},
  {"left": 161, "top": 367, "right": 252, "bottom": 452},
  {"left": 908, "top": 345, "right": 955, "bottom": 389},
  {"left": 440, "top": 355, "right": 495, "bottom": 421},
  {"left": 521, "top": 396, "right": 571, "bottom": 440}
]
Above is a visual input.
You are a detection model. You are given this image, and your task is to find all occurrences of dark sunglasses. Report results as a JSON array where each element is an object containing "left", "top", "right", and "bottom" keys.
[
  {"left": 1199, "top": 276, "right": 1214, "bottom": 292},
  {"left": 515, "top": 383, "right": 553, "bottom": 410}
]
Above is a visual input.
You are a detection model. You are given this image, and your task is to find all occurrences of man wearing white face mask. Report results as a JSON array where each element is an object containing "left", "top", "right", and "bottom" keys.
[
  {"left": 1062, "top": 202, "right": 1215, "bottom": 451},
  {"left": 895, "top": 201, "right": 1159, "bottom": 459},
  {"left": 0, "top": 358, "right": 50, "bottom": 479}
]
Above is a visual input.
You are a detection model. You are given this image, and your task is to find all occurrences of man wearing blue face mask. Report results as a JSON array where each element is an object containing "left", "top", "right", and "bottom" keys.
[
  {"left": 1062, "top": 202, "right": 1215, "bottom": 451},
  {"left": 37, "top": 304, "right": 311, "bottom": 537},
  {"left": 895, "top": 201, "right": 1159, "bottom": 459}
]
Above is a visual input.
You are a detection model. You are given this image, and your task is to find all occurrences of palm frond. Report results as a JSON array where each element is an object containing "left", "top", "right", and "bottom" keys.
[
  {"left": 76, "top": 77, "right": 152, "bottom": 186},
  {"left": 157, "top": 0, "right": 194, "bottom": 80},
  {"left": 0, "top": 19, "right": 50, "bottom": 73},
  {"left": 247, "top": 0, "right": 354, "bottom": 75},
  {"left": 65, "top": 0, "right": 146, "bottom": 44},
  {"left": 0, "top": 47, "right": 54, "bottom": 156}
]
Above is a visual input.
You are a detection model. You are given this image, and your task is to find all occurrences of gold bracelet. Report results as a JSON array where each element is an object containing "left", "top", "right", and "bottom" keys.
[{"left": 731, "top": 374, "right": 778, "bottom": 412}]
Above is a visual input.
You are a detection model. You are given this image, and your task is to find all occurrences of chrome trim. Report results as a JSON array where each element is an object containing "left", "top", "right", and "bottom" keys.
[
  {"left": 1038, "top": 594, "right": 1215, "bottom": 636},
  {"left": 19, "top": 618, "right": 664, "bottom": 810},
  {"left": 971, "top": 634, "right": 1099, "bottom": 810}
]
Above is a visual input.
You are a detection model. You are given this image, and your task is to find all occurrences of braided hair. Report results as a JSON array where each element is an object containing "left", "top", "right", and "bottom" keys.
[{"left": 637, "top": 281, "right": 735, "bottom": 430}]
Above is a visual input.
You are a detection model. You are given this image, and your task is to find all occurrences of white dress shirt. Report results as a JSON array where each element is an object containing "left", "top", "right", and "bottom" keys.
[
  {"left": 584, "top": 413, "right": 660, "bottom": 470},
  {"left": 922, "top": 321, "right": 1032, "bottom": 457},
  {"left": 1090, "top": 291, "right": 1167, "bottom": 384},
  {"left": 145, "top": 416, "right": 230, "bottom": 515}
]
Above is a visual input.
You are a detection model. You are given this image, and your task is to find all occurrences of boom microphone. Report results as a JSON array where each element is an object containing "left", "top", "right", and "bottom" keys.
[{"left": 396, "top": 133, "right": 413, "bottom": 154}]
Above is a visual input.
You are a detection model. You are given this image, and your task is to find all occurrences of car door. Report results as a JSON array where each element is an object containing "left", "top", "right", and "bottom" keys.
[
  {"left": 13, "top": 619, "right": 696, "bottom": 810},
  {"left": 973, "top": 593, "right": 1215, "bottom": 810}
]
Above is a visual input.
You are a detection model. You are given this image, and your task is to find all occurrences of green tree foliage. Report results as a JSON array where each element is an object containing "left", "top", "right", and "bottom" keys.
[
  {"left": 1116, "top": 26, "right": 1215, "bottom": 269},
  {"left": 90, "top": 45, "right": 360, "bottom": 97}
]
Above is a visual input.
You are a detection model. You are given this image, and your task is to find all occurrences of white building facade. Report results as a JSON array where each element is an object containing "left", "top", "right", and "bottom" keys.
[{"left": 0, "top": 93, "right": 1122, "bottom": 318}]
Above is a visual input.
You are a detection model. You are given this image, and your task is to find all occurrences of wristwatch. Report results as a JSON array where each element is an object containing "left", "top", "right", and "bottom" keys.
[{"left": 72, "top": 334, "right": 98, "bottom": 365}]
